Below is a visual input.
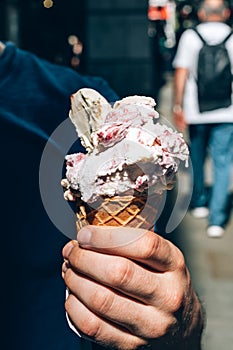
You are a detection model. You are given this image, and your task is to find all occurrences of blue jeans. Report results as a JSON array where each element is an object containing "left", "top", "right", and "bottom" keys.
[{"left": 189, "top": 123, "right": 233, "bottom": 227}]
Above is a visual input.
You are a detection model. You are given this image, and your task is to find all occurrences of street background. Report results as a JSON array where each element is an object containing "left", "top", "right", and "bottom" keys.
[
  {"left": 158, "top": 73, "right": 233, "bottom": 350},
  {"left": 1, "top": 1, "right": 233, "bottom": 349}
]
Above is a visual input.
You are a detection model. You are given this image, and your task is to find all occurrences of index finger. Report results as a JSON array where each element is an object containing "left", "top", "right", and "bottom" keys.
[{"left": 74, "top": 225, "right": 183, "bottom": 272}]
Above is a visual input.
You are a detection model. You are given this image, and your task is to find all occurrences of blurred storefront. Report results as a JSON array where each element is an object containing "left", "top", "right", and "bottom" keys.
[
  {"left": 0, "top": 0, "right": 86, "bottom": 71},
  {"left": 0, "top": 1, "right": 232, "bottom": 99}
]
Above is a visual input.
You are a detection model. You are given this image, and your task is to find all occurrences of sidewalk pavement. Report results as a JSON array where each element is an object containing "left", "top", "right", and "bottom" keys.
[{"left": 158, "top": 73, "right": 233, "bottom": 350}]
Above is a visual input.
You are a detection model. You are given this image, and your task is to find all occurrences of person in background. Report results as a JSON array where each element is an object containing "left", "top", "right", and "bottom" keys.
[
  {"left": 1, "top": 40, "right": 204, "bottom": 350},
  {"left": 172, "top": 0, "right": 233, "bottom": 238}
]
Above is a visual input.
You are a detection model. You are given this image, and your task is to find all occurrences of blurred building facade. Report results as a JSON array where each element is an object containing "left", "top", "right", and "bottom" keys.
[{"left": 0, "top": 0, "right": 232, "bottom": 99}]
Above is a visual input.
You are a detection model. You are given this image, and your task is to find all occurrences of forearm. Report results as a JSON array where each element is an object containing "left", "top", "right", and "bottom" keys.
[
  {"left": 173, "top": 67, "right": 189, "bottom": 107},
  {"left": 172, "top": 67, "right": 189, "bottom": 131}
]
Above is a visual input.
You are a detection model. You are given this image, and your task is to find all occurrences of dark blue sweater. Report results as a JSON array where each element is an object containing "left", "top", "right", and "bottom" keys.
[{"left": 1, "top": 42, "right": 118, "bottom": 350}]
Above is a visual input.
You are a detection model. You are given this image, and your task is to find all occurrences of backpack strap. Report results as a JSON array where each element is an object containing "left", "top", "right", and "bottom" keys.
[
  {"left": 192, "top": 27, "right": 206, "bottom": 44},
  {"left": 222, "top": 29, "right": 233, "bottom": 44}
]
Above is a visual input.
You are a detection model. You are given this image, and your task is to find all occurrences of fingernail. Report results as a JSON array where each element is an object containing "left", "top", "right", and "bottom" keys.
[
  {"left": 77, "top": 227, "right": 92, "bottom": 245},
  {"left": 63, "top": 240, "right": 77, "bottom": 258}
]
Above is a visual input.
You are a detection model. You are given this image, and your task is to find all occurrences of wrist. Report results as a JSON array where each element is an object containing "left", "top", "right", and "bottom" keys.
[
  {"left": 151, "top": 289, "right": 204, "bottom": 350},
  {"left": 173, "top": 104, "right": 183, "bottom": 113},
  {"left": 181, "top": 290, "right": 205, "bottom": 349}
]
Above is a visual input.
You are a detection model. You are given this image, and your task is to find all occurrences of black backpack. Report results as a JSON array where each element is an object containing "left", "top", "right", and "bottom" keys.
[{"left": 193, "top": 28, "right": 233, "bottom": 113}]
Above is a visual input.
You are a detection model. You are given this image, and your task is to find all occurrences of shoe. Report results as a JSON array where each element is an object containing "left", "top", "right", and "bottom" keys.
[
  {"left": 190, "top": 207, "right": 209, "bottom": 218},
  {"left": 206, "top": 225, "right": 225, "bottom": 238}
]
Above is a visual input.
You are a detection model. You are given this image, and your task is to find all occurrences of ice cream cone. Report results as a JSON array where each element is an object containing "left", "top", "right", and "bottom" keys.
[
  {"left": 63, "top": 89, "right": 189, "bottom": 236},
  {"left": 75, "top": 189, "right": 164, "bottom": 232}
]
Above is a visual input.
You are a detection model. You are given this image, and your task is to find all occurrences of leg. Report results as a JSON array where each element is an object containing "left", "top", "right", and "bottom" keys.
[
  {"left": 189, "top": 124, "right": 210, "bottom": 208},
  {"left": 208, "top": 123, "right": 233, "bottom": 227}
]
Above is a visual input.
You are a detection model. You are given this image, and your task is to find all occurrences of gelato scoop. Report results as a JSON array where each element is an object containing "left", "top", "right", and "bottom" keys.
[{"left": 62, "top": 88, "right": 189, "bottom": 230}]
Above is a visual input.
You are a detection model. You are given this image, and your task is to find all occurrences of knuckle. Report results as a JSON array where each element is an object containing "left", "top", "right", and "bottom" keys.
[
  {"left": 89, "top": 288, "right": 115, "bottom": 314},
  {"left": 69, "top": 248, "right": 80, "bottom": 267},
  {"left": 164, "top": 280, "right": 185, "bottom": 313},
  {"left": 175, "top": 249, "right": 186, "bottom": 272},
  {"left": 65, "top": 296, "right": 102, "bottom": 339},
  {"left": 139, "top": 234, "right": 161, "bottom": 259},
  {"left": 142, "top": 315, "right": 176, "bottom": 339},
  {"left": 170, "top": 288, "right": 184, "bottom": 312},
  {"left": 107, "top": 258, "right": 134, "bottom": 288},
  {"left": 159, "top": 316, "right": 177, "bottom": 337},
  {"left": 79, "top": 317, "right": 102, "bottom": 338}
]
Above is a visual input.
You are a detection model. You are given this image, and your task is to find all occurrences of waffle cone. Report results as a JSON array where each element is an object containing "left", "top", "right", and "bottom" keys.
[{"left": 75, "top": 190, "right": 163, "bottom": 232}]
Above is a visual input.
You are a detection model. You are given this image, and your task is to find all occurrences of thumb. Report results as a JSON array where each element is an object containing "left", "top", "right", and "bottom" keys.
[
  {"left": 77, "top": 225, "right": 181, "bottom": 272},
  {"left": 77, "top": 225, "right": 148, "bottom": 249}
]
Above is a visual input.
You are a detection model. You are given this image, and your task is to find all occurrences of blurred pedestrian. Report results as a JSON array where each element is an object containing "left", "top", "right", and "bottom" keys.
[{"left": 172, "top": 0, "right": 233, "bottom": 238}]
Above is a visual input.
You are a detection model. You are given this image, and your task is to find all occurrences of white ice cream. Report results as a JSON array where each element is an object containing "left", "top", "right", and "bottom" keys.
[{"left": 65, "top": 95, "right": 189, "bottom": 203}]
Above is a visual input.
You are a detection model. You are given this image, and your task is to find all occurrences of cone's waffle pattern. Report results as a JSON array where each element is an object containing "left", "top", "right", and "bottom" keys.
[{"left": 75, "top": 191, "right": 163, "bottom": 232}]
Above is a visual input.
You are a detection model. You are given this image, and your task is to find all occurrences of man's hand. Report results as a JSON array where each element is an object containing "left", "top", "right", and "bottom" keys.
[{"left": 62, "top": 226, "right": 204, "bottom": 349}]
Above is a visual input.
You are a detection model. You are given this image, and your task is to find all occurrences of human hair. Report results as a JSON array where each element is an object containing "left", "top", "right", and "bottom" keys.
[
  {"left": 198, "top": 0, "right": 230, "bottom": 20},
  {"left": 199, "top": 0, "right": 229, "bottom": 14}
]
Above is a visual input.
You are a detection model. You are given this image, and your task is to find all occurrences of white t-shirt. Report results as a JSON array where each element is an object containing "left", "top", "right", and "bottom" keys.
[{"left": 173, "top": 22, "right": 233, "bottom": 124}]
